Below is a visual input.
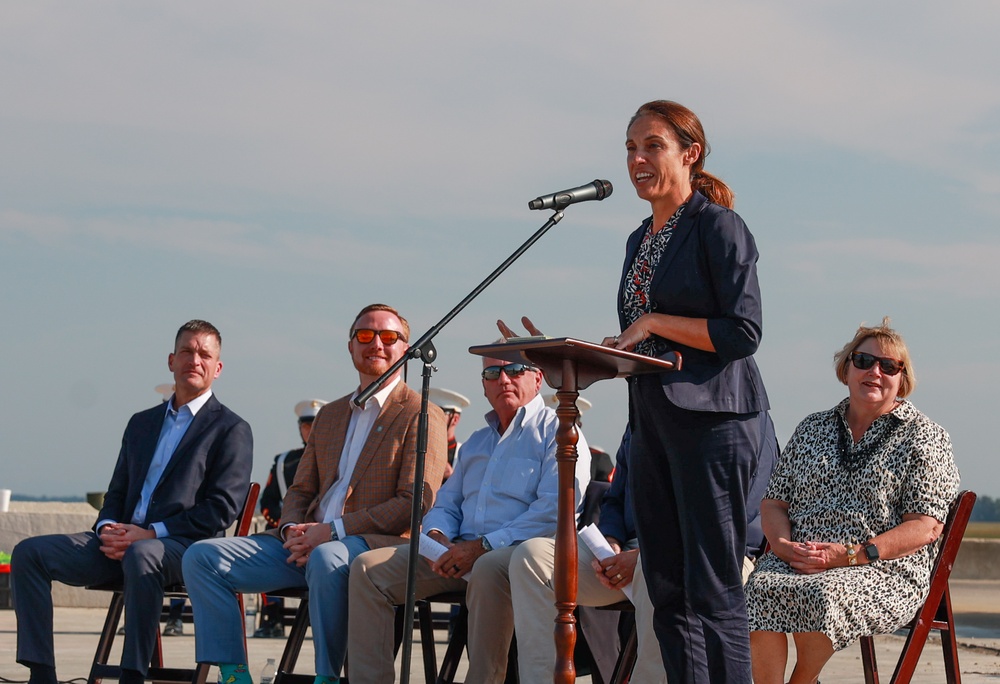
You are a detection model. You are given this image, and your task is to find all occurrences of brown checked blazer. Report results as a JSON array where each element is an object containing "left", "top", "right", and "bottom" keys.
[{"left": 272, "top": 380, "right": 448, "bottom": 549}]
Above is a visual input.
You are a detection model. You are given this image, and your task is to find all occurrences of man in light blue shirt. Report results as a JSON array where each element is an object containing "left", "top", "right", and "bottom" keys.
[{"left": 348, "top": 355, "right": 591, "bottom": 683}]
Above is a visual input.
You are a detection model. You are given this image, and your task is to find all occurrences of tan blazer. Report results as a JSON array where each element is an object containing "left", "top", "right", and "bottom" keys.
[{"left": 272, "top": 381, "right": 448, "bottom": 548}]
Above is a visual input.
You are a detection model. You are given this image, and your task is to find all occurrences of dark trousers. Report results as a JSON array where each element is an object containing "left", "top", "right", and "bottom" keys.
[
  {"left": 12, "top": 531, "right": 189, "bottom": 675},
  {"left": 630, "top": 375, "right": 760, "bottom": 684}
]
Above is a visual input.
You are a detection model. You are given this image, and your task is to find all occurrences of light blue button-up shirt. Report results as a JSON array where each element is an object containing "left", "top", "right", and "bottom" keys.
[
  {"left": 98, "top": 390, "right": 212, "bottom": 538},
  {"left": 422, "top": 394, "right": 590, "bottom": 550}
]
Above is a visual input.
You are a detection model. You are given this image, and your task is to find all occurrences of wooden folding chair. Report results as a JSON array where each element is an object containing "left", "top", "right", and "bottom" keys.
[
  {"left": 268, "top": 587, "right": 437, "bottom": 684},
  {"left": 859, "top": 489, "right": 977, "bottom": 684},
  {"left": 87, "top": 482, "right": 261, "bottom": 684}
]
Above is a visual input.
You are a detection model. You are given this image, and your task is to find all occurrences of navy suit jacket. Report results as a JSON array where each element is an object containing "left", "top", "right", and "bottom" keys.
[
  {"left": 617, "top": 190, "right": 769, "bottom": 414},
  {"left": 96, "top": 393, "right": 254, "bottom": 542}
]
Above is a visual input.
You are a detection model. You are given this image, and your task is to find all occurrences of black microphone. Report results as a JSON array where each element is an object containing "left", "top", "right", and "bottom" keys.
[{"left": 528, "top": 179, "right": 613, "bottom": 210}]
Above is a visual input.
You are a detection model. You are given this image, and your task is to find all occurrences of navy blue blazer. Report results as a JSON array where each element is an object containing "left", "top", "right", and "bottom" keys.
[
  {"left": 96, "top": 393, "right": 254, "bottom": 541},
  {"left": 596, "top": 428, "right": 635, "bottom": 545},
  {"left": 618, "top": 191, "right": 769, "bottom": 414}
]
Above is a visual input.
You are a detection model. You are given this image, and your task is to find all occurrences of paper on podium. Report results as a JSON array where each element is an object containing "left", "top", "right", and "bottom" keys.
[
  {"left": 419, "top": 533, "right": 470, "bottom": 582},
  {"left": 579, "top": 524, "right": 633, "bottom": 601}
]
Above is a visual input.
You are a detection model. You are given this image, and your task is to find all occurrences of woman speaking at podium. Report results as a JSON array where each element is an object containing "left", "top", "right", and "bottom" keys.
[{"left": 602, "top": 100, "right": 770, "bottom": 683}]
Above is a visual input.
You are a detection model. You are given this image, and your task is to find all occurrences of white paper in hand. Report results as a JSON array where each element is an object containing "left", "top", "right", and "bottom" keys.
[
  {"left": 578, "top": 524, "right": 633, "bottom": 601},
  {"left": 419, "top": 533, "right": 470, "bottom": 582}
]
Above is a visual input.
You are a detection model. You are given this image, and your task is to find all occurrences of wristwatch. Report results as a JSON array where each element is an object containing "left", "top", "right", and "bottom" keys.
[
  {"left": 863, "top": 541, "right": 880, "bottom": 562},
  {"left": 480, "top": 536, "right": 493, "bottom": 552},
  {"left": 330, "top": 525, "right": 340, "bottom": 542}
]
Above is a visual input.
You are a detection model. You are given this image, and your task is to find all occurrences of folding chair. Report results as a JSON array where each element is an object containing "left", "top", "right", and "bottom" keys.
[
  {"left": 268, "top": 587, "right": 435, "bottom": 684},
  {"left": 859, "top": 489, "right": 977, "bottom": 684},
  {"left": 87, "top": 482, "right": 261, "bottom": 684},
  {"left": 414, "top": 590, "right": 519, "bottom": 684}
]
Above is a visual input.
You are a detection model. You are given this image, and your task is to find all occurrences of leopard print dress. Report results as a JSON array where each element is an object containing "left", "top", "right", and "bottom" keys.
[{"left": 744, "top": 398, "right": 959, "bottom": 650}]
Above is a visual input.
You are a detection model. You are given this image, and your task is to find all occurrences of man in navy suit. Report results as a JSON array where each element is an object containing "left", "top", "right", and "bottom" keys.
[{"left": 11, "top": 320, "right": 253, "bottom": 684}]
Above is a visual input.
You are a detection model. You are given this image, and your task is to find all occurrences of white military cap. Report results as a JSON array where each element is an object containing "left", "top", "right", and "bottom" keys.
[
  {"left": 154, "top": 383, "right": 174, "bottom": 402},
  {"left": 428, "top": 387, "right": 471, "bottom": 413},
  {"left": 544, "top": 394, "right": 593, "bottom": 412},
  {"left": 295, "top": 399, "right": 328, "bottom": 421}
]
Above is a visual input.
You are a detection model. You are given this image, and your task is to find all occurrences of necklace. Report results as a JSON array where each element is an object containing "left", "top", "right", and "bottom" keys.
[{"left": 836, "top": 411, "right": 901, "bottom": 473}]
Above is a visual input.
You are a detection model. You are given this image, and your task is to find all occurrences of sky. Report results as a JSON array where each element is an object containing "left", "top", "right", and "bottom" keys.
[{"left": 2, "top": 2, "right": 999, "bottom": 500}]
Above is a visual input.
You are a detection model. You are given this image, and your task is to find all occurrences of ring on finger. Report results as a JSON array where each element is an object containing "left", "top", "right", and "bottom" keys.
[{"left": 615, "top": 573, "right": 623, "bottom": 581}]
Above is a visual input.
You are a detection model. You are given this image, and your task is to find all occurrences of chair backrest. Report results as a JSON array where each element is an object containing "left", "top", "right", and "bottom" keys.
[
  {"left": 923, "top": 489, "right": 976, "bottom": 605},
  {"left": 236, "top": 482, "right": 261, "bottom": 537},
  {"left": 859, "top": 488, "right": 977, "bottom": 684}
]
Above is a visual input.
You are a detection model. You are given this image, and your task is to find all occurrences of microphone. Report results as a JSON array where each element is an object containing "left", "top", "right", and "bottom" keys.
[{"left": 528, "top": 179, "right": 613, "bottom": 210}]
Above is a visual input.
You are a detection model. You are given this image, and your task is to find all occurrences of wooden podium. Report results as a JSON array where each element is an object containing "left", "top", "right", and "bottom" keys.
[{"left": 469, "top": 337, "right": 680, "bottom": 684}]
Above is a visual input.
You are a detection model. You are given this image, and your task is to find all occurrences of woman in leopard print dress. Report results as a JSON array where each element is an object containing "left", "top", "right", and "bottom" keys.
[{"left": 745, "top": 318, "right": 959, "bottom": 684}]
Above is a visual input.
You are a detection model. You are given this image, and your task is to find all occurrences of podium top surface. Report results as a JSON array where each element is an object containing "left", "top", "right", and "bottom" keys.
[{"left": 469, "top": 337, "right": 680, "bottom": 391}]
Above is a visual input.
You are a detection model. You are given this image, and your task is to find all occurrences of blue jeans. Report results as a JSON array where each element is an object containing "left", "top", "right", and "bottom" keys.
[{"left": 183, "top": 533, "right": 370, "bottom": 677}]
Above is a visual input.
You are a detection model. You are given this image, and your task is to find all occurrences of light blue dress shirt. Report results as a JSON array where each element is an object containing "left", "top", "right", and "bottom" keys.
[{"left": 422, "top": 394, "right": 590, "bottom": 550}]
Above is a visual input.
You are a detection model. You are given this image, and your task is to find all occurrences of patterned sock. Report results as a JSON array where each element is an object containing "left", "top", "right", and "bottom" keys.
[
  {"left": 218, "top": 663, "right": 252, "bottom": 684},
  {"left": 313, "top": 676, "right": 339, "bottom": 684}
]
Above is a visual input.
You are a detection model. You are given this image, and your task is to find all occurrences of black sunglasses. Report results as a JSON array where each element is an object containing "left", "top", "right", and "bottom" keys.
[
  {"left": 850, "top": 351, "right": 905, "bottom": 376},
  {"left": 481, "top": 363, "right": 538, "bottom": 381},
  {"left": 351, "top": 328, "right": 406, "bottom": 345}
]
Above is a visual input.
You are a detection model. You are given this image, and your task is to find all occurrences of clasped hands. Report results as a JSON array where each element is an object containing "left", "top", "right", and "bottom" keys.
[
  {"left": 98, "top": 523, "right": 156, "bottom": 561},
  {"left": 282, "top": 522, "right": 334, "bottom": 567},
  {"left": 772, "top": 538, "right": 847, "bottom": 574}
]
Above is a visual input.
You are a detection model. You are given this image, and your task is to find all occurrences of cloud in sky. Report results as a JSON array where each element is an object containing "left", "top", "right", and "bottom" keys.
[{"left": 2, "top": 1, "right": 998, "bottom": 498}]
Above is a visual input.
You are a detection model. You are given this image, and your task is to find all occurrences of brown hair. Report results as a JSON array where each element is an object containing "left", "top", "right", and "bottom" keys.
[
  {"left": 833, "top": 316, "right": 916, "bottom": 398},
  {"left": 628, "top": 100, "right": 734, "bottom": 209},
  {"left": 174, "top": 319, "right": 221, "bottom": 351},
  {"left": 350, "top": 303, "right": 410, "bottom": 342}
]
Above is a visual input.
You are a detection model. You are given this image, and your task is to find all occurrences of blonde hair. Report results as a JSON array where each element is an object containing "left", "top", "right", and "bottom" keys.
[{"left": 833, "top": 316, "right": 915, "bottom": 398}]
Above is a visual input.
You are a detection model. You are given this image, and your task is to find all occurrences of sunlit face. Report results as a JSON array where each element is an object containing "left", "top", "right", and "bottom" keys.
[
  {"left": 348, "top": 310, "right": 409, "bottom": 382},
  {"left": 168, "top": 332, "right": 222, "bottom": 399},
  {"left": 481, "top": 357, "right": 543, "bottom": 417},
  {"left": 625, "top": 115, "right": 700, "bottom": 207},
  {"left": 846, "top": 337, "right": 903, "bottom": 411}
]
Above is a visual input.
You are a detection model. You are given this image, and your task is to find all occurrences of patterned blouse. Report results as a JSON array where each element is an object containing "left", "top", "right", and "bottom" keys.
[{"left": 621, "top": 204, "right": 686, "bottom": 357}]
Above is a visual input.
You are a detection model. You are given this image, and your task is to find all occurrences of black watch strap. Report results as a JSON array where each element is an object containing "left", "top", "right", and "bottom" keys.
[{"left": 863, "top": 541, "right": 880, "bottom": 562}]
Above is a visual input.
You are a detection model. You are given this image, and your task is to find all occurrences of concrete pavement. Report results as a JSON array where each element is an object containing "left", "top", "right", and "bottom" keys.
[{"left": 2, "top": 582, "right": 1000, "bottom": 683}]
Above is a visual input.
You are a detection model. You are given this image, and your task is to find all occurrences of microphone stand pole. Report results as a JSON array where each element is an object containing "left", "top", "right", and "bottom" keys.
[{"left": 354, "top": 207, "right": 565, "bottom": 684}]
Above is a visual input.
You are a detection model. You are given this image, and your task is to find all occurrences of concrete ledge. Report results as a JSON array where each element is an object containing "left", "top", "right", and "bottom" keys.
[
  {"left": 954, "top": 539, "right": 1000, "bottom": 580},
  {"left": 0, "top": 505, "right": 111, "bottom": 608},
  {"left": 3, "top": 504, "right": 1000, "bottom": 607}
]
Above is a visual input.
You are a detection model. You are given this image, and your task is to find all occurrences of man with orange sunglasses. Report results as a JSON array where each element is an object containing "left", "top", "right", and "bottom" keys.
[{"left": 184, "top": 303, "right": 449, "bottom": 684}]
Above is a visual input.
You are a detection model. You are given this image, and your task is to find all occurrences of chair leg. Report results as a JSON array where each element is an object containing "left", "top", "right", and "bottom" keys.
[
  {"left": 859, "top": 635, "right": 879, "bottom": 684},
  {"left": 275, "top": 599, "right": 311, "bottom": 684},
  {"left": 436, "top": 604, "right": 469, "bottom": 684},
  {"left": 88, "top": 592, "right": 126, "bottom": 684},
  {"left": 939, "top": 589, "right": 962, "bottom": 684},
  {"left": 609, "top": 620, "right": 637, "bottom": 684},
  {"left": 417, "top": 600, "right": 439, "bottom": 684}
]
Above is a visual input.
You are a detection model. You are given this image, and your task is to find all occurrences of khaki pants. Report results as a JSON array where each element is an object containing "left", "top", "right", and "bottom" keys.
[
  {"left": 347, "top": 543, "right": 517, "bottom": 684},
  {"left": 510, "top": 537, "right": 756, "bottom": 683}
]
